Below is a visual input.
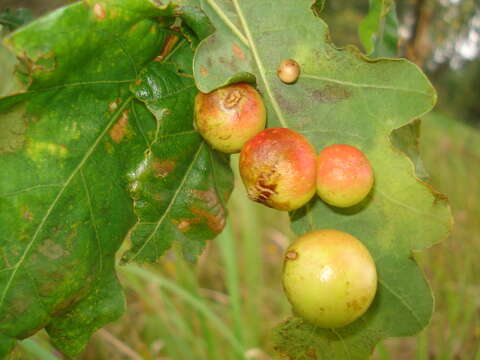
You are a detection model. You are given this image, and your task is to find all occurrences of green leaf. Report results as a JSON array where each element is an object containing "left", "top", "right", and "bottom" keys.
[
  {"left": 121, "top": 61, "right": 233, "bottom": 264},
  {"left": 193, "top": 0, "right": 452, "bottom": 358},
  {"left": 0, "top": 8, "right": 34, "bottom": 32},
  {"left": 0, "top": 0, "right": 225, "bottom": 356},
  {"left": 358, "top": 0, "right": 399, "bottom": 58},
  {"left": 390, "top": 120, "right": 430, "bottom": 181}
]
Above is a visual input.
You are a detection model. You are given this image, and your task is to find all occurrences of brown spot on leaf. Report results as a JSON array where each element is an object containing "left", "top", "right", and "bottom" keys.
[
  {"left": 38, "top": 239, "right": 68, "bottom": 260},
  {"left": 0, "top": 104, "right": 27, "bottom": 153},
  {"left": 28, "top": 51, "right": 56, "bottom": 74},
  {"left": 192, "top": 188, "right": 220, "bottom": 209},
  {"left": 108, "top": 98, "right": 121, "bottom": 112},
  {"left": 93, "top": 3, "right": 106, "bottom": 20},
  {"left": 152, "top": 159, "right": 176, "bottom": 178},
  {"left": 10, "top": 297, "right": 31, "bottom": 315},
  {"left": 190, "top": 189, "right": 226, "bottom": 233},
  {"left": 200, "top": 66, "right": 209, "bottom": 76},
  {"left": 155, "top": 35, "right": 179, "bottom": 62},
  {"left": 134, "top": 79, "right": 142, "bottom": 86},
  {"left": 276, "top": 93, "right": 298, "bottom": 113},
  {"left": 22, "top": 208, "right": 33, "bottom": 220},
  {"left": 109, "top": 110, "right": 129, "bottom": 143},
  {"left": 191, "top": 207, "right": 225, "bottom": 233},
  {"left": 37, "top": 271, "right": 66, "bottom": 295},
  {"left": 172, "top": 218, "right": 201, "bottom": 232},
  {"left": 311, "top": 85, "right": 351, "bottom": 104},
  {"left": 218, "top": 56, "right": 239, "bottom": 72},
  {"left": 232, "top": 42, "right": 245, "bottom": 60}
]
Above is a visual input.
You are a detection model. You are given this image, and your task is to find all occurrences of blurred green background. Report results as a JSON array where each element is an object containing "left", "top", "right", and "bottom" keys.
[{"left": 1, "top": 0, "right": 479, "bottom": 359}]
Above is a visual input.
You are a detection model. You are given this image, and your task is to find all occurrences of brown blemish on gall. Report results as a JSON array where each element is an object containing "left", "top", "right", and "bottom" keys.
[
  {"left": 346, "top": 299, "right": 363, "bottom": 311},
  {"left": 152, "top": 160, "right": 176, "bottom": 178},
  {"left": 223, "top": 88, "right": 244, "bottom": 109},
  {"left": 93, "top": 3, "right": 106, "bottom": 20},
  {"left": 232, "top": 42, "right": 245, "bottom": 60},
  {"left": 219, "top": 134, "right": 232, "bottom": 140},
  {"left": 285, "top": 250, "right": 298, "bottom": 260},
  {"left": 109, "top": 110, "right": 129, "bottom": 143},
  {"left": 200, "top": 66, "right": 209, "bottom": 76},
  {"left": 248, "top": 171, "right": 278, "bottom": 204}
]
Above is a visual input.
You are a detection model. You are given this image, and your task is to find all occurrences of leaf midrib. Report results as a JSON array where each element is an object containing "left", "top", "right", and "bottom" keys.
[
  {"left": 231, "top": 0, "right": 288, "bottom": 128},
  {"left": 206, "top": 0, "right": 287, "bottom": 128}
]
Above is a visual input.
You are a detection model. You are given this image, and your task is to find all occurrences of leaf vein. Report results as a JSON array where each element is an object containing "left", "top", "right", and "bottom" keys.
[
  {"left": 377, "top": 189, "right": 445, "bottom": 223},
  {"left": 301, "top": 74, "right": 432, "bottom": 96},
  {"left": 379, "top": 278, "right": 422, "bottom": 327},
  {"left": 80, "top": 169, "right": 103, "bottom": 274},
  {"left": 0, "top": 184, "right": 63, "bottom": 197},
  {"left": 330, "top": 328, "right": 351, "bottom": 360}
]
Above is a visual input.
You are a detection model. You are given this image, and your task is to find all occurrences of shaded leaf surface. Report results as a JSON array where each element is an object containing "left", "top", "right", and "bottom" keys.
[
  {"left": 0, "top": 0, "right": 231, "bottom": 356},
  {"left": 193, "top": 0, "right": 452, "bottom": 358},
  {"left": 122, "top": 61, "right": 233, "bottom": 264},
  {"left": 390, "top": 119, "right": 430, "bottom": 181}
]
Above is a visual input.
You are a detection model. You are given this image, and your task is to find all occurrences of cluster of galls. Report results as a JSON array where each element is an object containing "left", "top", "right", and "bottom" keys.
[{"left": 193, "top": 60, "right": 377, "bottom": 329}]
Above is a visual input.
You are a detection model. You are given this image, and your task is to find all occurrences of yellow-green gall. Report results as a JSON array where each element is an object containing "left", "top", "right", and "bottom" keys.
[{"left": 283, "top": 229, "right": 377, "bottom": 328}]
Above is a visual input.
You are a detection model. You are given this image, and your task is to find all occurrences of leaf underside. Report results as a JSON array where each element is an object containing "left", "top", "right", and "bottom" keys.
[{"left": 192, "top": 0, "right": 452, "bottom": 358}]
